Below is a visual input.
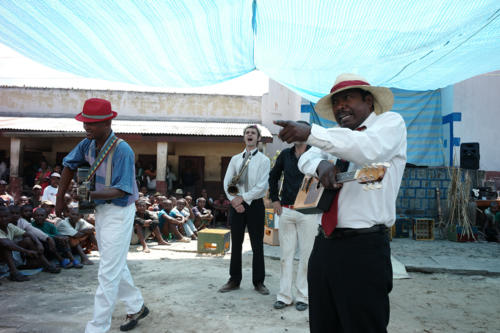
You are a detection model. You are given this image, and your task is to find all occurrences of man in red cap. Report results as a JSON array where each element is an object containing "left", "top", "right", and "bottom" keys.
[
  {"left": 275, "top": 74, "right": 407, "bottom": 333},
  {"left": 56, "top": 98, "right": 148, "bottom": 332}
]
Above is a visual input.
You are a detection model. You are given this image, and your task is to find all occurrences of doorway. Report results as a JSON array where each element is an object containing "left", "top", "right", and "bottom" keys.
[{"left": 178, "top": 156, "right": 204, "bottom": 197}]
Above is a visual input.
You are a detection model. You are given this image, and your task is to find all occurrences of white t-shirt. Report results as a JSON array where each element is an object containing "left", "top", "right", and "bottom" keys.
[
  {"left": 56, "top": 218, "right": 94, "bottom": 237},
  {"left": 41, "top": 185, "right": 58, "bottom": 204}
]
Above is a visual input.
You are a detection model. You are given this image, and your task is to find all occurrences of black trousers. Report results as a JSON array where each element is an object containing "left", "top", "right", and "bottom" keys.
[
  {"left": 308, "top": 229, "right": 392, "bottom": 333},
  {"left": 228, "top": 198, "right": 265, "bottom": 286}
]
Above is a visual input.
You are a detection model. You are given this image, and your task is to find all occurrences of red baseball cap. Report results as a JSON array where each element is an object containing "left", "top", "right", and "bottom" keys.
[{"left": 75, "top": 98, "right": 118, "bottom": 123}]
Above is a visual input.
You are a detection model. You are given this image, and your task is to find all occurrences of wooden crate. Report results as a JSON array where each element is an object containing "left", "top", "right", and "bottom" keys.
[
  {"left": 264, "top": 226, "right": 279, "bottom": 246},
  {"left": 197, "top": 228, "right": 231, "bottom": 255},
  {"left": 412, "top": 218, "right": 434, "bottom": 240},
  {"left": 394, "top": 216, "right": 411, "bottom": 238}
]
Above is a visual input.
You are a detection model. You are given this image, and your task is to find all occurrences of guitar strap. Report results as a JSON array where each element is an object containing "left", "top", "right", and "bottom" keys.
[
  {"left": 105, "top": 138, "right": 123, "bottom": 186},
  {"left": 86, "top": 133, "right": 120, "bottom": 186}
]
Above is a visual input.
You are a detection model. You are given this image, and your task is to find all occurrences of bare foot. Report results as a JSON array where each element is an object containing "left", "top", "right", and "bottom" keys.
[
  {"left": 143, "top": 247, "right": 151, "bottom": 253},
  {"left": 82, "top": 260, "right": 94, "bottom": 265},
  {"left": 158, "top": 241, "right": 171, "bottom": 246}
]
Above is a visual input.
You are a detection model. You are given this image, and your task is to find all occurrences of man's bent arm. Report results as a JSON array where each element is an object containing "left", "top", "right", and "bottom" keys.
[{"left": 56, "top": 167, "right": 75, "bottom": 216}]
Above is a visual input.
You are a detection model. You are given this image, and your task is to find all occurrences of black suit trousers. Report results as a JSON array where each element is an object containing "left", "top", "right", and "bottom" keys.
[
  {"left": 308, "top": 229, "right": 392, "bottom": 333},
  {"left": 228, "top": 198, "right": 265, "bottom": 286}
]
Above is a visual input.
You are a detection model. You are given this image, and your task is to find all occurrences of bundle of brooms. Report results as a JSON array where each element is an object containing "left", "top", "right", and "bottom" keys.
[{"left": 446, "top": 167, "right": 476, "bottom": 240}]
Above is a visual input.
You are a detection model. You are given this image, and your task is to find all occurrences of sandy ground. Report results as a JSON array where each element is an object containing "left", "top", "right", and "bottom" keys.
[{"left": 1, "top": 234, "right": 500, "bottom": 333}]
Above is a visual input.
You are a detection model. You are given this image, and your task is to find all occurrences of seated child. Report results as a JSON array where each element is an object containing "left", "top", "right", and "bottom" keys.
[
  {"left": 213, "top": 193, "right": 231, "bottom": 227},
  {"left": 158, "top": 199, "right": 190, "bottom": 243},
  {"left": 56, "top": 207, "right": 96, "bottom": 265},
  {"left": 40, "top": 200, "right": 60, "bottom": 224},
  {"left": 31, "top": 207, "right": 83, "bottom": 268},
  {"left": 171, "top": 198, "right": 198, "bottom": 240},
  {"left": 192, "top": 197, "right": 214, "bottom": 230},
  {"left": 133, "top": 200, "right": 170, "bottom": 253}
]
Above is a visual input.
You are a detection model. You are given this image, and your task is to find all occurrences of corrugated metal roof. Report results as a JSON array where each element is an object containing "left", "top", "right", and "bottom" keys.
[{"left": 0, "top": 117, "right": 272, "bottom": 138}]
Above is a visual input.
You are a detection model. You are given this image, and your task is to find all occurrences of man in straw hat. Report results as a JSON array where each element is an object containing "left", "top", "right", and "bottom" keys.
[
  {"left": 55, "top": 98, "right": 148, "bottom": 332},
  {"left": 275, "top": 73, "right": 407, "bottom": 332}
]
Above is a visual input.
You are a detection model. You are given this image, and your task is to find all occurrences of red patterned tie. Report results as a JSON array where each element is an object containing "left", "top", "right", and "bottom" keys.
[{"left": 321, "top": 126, "right": 366, "bottom": 236}]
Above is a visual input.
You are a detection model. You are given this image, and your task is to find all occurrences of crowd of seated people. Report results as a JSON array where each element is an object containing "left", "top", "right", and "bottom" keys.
[
  {"left": 0, "top": 184, "right": 97, "bottom": 283},
  {"left": 0, "top": 157, "right": 231, "bottom": 280},
  {"left": 132, "top": 187, "right": 231, "bottom": 252},
  {"left": 0, "top": 159, "right": 101, "bottom": 282}
]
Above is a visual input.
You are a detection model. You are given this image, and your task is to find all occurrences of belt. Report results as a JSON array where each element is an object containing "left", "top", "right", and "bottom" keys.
[
  {"left": 282, "top": 204, "right": 294, "bottom": 209},
  {"left": 317, "top": 224, "right": 387, "bottom": 239}
]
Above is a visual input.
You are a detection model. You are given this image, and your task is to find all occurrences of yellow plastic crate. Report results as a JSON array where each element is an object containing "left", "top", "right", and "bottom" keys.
[{"left": 197, "top": 228, "right": 231, "bottom": 254}]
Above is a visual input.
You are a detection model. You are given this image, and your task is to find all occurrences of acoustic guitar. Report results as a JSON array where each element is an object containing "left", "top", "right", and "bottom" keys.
[{"left": 293, "top": 163, "right": 389, "bottom": 214}]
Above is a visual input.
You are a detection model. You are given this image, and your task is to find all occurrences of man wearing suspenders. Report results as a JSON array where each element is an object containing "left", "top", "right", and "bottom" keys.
[{"left": 56, "top": 98, "right": 148, "bottom": 332}]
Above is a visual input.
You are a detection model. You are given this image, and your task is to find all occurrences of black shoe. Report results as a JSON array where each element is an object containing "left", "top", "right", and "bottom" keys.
[
  {"left": 119, "top": 304, "right": 149, "bottom": 331},
  {"left": 273, "top": 300, "right": 290, "bottom": 309},
  {"left": 254, "top": 283, "right": 270, "bottom": 295},
  {"left": 218, "top": 280, "right": 240, "bottom": 293},
  {"left": 295, "top": 301, "right": 308, "bottom": 311}
]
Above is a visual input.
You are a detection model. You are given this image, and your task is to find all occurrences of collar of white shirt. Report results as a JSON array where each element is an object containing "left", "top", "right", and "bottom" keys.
[{"left": 242, "top": 148, "right": 259, "bottom": 158}]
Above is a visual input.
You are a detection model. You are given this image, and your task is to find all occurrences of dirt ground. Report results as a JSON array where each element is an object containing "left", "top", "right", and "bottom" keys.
[{"left": 1, "top": 235, "right": 500, "bottom": 333}]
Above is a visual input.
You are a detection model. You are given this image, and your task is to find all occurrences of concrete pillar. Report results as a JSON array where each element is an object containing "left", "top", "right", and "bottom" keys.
[
  {"left": 9, "top": 137, "right": 23, "bottom": 201},
  {"left": 156, "top": 142, "right": 168, "bottom": 194}
]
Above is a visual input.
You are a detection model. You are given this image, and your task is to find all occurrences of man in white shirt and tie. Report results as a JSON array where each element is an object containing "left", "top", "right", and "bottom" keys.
[
  {"left": 275, "top": 73, "right": 407, "bottom": 333},
  {"left": 219, "top": 125, "right": 271, "bottom": 295}
]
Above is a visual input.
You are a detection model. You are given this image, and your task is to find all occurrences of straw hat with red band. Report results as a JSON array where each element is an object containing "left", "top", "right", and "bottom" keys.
[
  {"left": 314, "top": 73, "right": 394, "bottom": 123},
  {"left": 75, "top": 98, "right": 118, "bottom": 123}
]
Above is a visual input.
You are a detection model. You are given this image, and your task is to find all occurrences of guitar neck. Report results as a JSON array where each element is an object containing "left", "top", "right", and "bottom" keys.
[{"left": 335, "top": 170, "right": 357, "bottom": 183}]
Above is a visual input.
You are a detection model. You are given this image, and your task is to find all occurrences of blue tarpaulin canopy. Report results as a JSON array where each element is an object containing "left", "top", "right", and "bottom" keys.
[
  {"left": 0, "top": 1, "right": 499, "bottom": 166},
  {"left": 1, "top": 1, "right": 498, "bottom": 99}
]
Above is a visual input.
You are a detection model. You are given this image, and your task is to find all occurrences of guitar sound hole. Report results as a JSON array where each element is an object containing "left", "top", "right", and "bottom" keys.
[
  {"left": 305, "top": 177, "right": 314, "bottom": 192},
  {"left": 304, "top": 179, "right": 322, "bottom": 205}
]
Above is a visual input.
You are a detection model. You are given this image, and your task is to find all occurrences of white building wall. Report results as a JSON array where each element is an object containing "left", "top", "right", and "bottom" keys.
[
  {"left": 452, "top": 71, "right": 500, "bottom": 171},
  {"left": 261, "top": 79, "right": 302, "bottom": 159},
  {"left": 0, "top": 87, "right": 261, "bottom": 122}
]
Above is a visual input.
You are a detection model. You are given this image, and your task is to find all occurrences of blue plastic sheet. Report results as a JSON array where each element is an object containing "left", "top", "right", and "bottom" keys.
[
  {"left": 0, "top": 1, "right": 255, "bottom": 87},
  {"left": 1, "top": 1, "right": 498, "bottom": 94},
  {"left": 1, "top": 0, "right": 499, "bottom": 167},
  {"left": 306, "top": 88, "right": 445, "bottom": 166}
]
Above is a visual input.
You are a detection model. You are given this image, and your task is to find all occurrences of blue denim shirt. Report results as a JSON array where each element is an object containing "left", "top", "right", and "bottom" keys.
[{"left": 63, "top": 132, "right": 139, "bottom": 207}]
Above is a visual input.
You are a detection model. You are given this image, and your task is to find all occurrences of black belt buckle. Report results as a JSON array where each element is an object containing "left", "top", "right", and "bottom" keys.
[{"left": 317, "top": 225, "right": 335, "bottom": 239}]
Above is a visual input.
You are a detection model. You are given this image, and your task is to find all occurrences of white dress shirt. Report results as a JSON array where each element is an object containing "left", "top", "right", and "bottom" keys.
[
  {"left": 224, "top": 148, "right": 270, "bottom": 205},
  {"left": 298, "top": 111, "right": 407, "bottom": 228}
]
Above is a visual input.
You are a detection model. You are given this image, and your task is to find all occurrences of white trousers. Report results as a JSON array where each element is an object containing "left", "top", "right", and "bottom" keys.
[
  {"left": 277, "top": 208, "right": 318, "bottom": 305},
  {"left": 86, "top": 204, "right": 144, "bottom": 333}
]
